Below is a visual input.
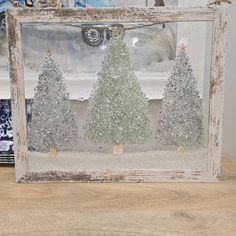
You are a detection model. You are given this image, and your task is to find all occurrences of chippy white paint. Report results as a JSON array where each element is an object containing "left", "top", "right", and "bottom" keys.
[{"left": 6, "top": 6, "right": 228, "bottom": 183}]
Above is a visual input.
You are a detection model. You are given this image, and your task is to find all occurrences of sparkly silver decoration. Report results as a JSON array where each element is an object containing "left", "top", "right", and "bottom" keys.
[
  {"left": 29, "top": 56, "right": 77, "bottom": 152},
  {"left": 157, "top": 45, "right": 204, "bottom": 147},
  {"left": 84, "top": 36, "right": 151, "bottom": 145}
]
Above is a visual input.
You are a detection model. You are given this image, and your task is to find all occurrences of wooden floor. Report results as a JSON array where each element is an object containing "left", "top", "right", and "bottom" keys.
[{"left": 0, "top": 156, "right": 236, "bottom": 236}]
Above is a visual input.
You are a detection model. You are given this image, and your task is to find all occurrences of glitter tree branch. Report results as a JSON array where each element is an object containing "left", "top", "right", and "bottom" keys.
[
  {"left": 157, "top": 44, "right": 204, "bottom": 148},
  {"left": 84, "top": 36, "right": 151, "bottom": 152},
  {"left": 29, "top": 55, "right": 77, "bottom": 152}
]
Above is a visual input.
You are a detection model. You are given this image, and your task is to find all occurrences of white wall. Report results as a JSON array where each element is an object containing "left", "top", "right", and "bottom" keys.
[{"left": 222, "top": 1, "right": 236, "bottom": 159}]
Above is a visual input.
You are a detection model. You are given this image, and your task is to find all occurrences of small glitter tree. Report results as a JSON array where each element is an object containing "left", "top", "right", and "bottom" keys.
[
  {"left": 84, "top": 36, "right": 151, "bottom": 155},
  {"left": 157, "top": 44, "right": 204, "bottom": 152},
  {"left": 29, "top": 54, "right": 77, "bottom": 155}
]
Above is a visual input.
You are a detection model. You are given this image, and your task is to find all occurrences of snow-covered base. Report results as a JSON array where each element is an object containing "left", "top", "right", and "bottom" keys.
[{"left": 28, "top": 148, "right": 208, "bottom": 172}]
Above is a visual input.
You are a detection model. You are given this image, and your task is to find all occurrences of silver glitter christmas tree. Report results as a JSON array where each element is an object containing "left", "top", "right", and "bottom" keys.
[
  {"left": 84, "top": 36, "right": 151, "bottom": 154},
  {"left": 29, "top": 55, "right": 77, "bottom": 153},
  {"left": 157, "top": 44, "right": 204, "bottom": 149}
]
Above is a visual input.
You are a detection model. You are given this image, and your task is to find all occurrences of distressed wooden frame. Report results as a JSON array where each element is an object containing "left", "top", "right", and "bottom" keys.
[{"left": 6, "top": 6, "right": 227, "bottom": 183}]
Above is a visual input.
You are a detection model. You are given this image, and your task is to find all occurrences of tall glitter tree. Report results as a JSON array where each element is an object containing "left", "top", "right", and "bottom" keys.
[
  {"left": 29, "top": 53, "right": 77, "bottom": 155},
  {"left": 84, "top": 36, "right": 151, "bottom": 155},
  {"left": 157, "top": 44, "right": 204, "bottom": 151}
]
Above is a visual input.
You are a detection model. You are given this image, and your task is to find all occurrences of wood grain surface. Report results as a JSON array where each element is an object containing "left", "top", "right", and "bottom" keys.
[{"left": 0, "top": 156, "right": 235, "bottom": 235}]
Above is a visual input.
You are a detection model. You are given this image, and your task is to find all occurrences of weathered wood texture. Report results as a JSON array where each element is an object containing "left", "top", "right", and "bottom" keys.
[
  {"left": 9, "top": 6, "right": 224, "bottom": 23},
  {"left": 208, "top": 9, "right": 228, "bottom": 180},
  {"left": 0, "top": 156, "right": 235, "bottom": 235},
  {"left": 19, "top": 170, "right": 217, "bottom": 183},
  {"left": 6, "top": 12, "right": 28, "bottom": 181},
  {"left": 6, "top": 6, "right": 228, "bottom": 182}
]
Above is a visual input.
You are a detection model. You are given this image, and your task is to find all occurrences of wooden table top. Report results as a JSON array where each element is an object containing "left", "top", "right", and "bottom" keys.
[{"left": 0, "top": 156, "right": 235, "bottom": 235}]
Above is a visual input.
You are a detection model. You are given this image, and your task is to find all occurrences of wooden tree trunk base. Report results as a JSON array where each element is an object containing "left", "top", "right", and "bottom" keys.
[
  {"left": 177, "top": 145, "right": 185, "bottom": 154},
  {"left": 113, "top": 144, "right": 123, "bottom": 155},
  {"left": 49, "top": 147, "right": 58, "bottom": 157}
]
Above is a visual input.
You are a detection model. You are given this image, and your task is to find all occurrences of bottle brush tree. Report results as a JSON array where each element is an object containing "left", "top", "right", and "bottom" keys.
[
  {"left": 157, "top": 44, "right": 204, "bottom": 152},
  {"left": 29, "top": 54, "right": 77, "bottom": 155},
  {"left": 84, "top": 36, "right": 151, "bottom": 155}
]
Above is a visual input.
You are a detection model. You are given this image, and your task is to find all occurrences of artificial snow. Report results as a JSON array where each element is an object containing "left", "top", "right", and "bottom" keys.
[{"left": 28, "top": 148, "right": 208, "bottom": 172}]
